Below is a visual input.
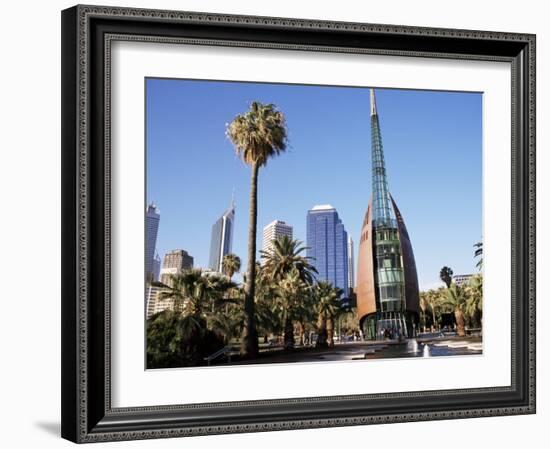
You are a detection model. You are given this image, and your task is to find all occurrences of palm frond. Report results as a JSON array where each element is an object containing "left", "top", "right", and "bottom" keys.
[{"left": 226, "top": 101, "right": 288, "bottom": 168}]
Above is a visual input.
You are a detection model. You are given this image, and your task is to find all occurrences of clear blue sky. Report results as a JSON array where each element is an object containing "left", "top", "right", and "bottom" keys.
[{"left": 146, "top": 78, "right": 482, "bottom": 290}]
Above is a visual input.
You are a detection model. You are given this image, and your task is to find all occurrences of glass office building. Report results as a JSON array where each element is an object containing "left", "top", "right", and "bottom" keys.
[
  {"left": 145, "top": 203, "right": 160, "bottom": 282},
  {"left": 356, "top": 89, "right": 420, "bottom": 339},
  {"left": 208, "top": 200, "right": 235, "bottom": 273},
  {"left": 306, "top": 205, "right": 349, "bottom": 298}
]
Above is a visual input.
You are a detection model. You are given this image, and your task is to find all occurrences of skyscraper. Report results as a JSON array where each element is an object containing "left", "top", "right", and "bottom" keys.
[
  {"left": 145, "top": 203, "right": 160, "bottom": 282},
  {"left": 356, "top": 89, "right": 419, "bottom": 339},
  {"left": 261, "top": 220, "right": 293, "bottom": 263},
  {"left": 208, "top": 199, "right": 235, "bottom": 273},
  {"left": 146, "top": 284, "right": 172, "bottom": 319},
  {"left": 347, "top": 235, "right": 355, "bottom": 290},
  {"left": 160, "top": 249, "right": 194, "bottom": 286},
  {"left": 152, "top": 252, "right": 161, "bottom": 282},
  {"left": 306, "top": 205, "right": 349, "bottom": 297}
]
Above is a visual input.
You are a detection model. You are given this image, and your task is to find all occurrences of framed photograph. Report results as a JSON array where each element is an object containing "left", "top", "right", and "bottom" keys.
[{"left": 61, "top": 4, "right": 536, "bottom": 443}]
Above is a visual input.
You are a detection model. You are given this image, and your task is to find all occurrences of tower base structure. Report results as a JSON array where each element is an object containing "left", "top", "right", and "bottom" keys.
[
  {"left": 356, "top": 197, "right": 420, "bottom": 340},
  {"left": 361, "top": 311, "right": 418, "bottom": 340}
]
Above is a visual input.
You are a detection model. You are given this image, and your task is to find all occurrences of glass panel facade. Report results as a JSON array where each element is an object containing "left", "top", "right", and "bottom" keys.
[
  {"left": 306, "top": 206, "right": 349, "bottom": 297},
  {"left": 208, "top": 205, "right": 235, "bottom": 272},
  {"left": 208, "top": 217, "right": 223, "bottom": 271},
  {"left": 145, "top": 204, "right": 160, "bottom": 281}
]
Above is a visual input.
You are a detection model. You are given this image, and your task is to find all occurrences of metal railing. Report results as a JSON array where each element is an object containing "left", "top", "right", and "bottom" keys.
[{"left": 204, "top": 345, "right": 232, "bottom": 366}]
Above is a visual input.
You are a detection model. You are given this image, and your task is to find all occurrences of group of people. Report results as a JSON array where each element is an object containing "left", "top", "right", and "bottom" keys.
[{"left": 380, "top": 327, "right": 403, "bottom": 341}]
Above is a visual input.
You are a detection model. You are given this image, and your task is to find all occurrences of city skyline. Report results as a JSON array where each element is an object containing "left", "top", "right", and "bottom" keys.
[{"left": 146, "top": 79, "right": 482, "bottom": 289}]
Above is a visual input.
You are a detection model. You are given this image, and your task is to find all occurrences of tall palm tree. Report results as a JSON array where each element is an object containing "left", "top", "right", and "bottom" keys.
[
  {"left": 474, "top": 241, "right": 483, "bottom": 270},
  {"left": 222, "top": 253, "right": 241, "bottom": 280},
  {"left": 260, "top": 235, "right": 317, "bottom": 285},
  {"left": 338, "top": 306, "right": 360, "bottom": 340},
  {"left": 250, "top": 262, "right": 282, "bottom": 342},
  {"left": 440, "top": 283, "right": 468, "bottom": 337},
  {"left": 159, "top": 269, "right": 207, "bottom": 316},
  {"left": 205, "top": 273, "right": 239, "bottom": 311},
  {"left": 146, "top": 310, "right": 186, "bottom": 368},
  {"left": 207, "top": 302, "right": 244, "bottom": 345},
  {"left": 159, "top": 269, "right": 235, "bottom": 318},
  {"left": 314, "top": 282, "right": 342, "bottom": 348},
  {"left": 153, "top": 271, "right": 235, "bottom": 367},
  {"left": 261, "top": 235, "right": 317, "bottom": 348},
  {"left": 426, "top": 289, "right": 441, "bottom": 331},
  {"left": 227, "top": 101, "right": 288, "bottom": 358},
  {"left": 465, "top": 274, "right": 483, "bottom": 327},
  {"left": 294, "top": 288, "right": 317, "bottom": 346},
  {"left": 276, "top": 268, "right": 310, "bottom": 349},
  {"left": 440, "top": 266, "right": 454, "bottom": 288},
  {"left": 255, "top": 296, "right": 283, "bottom": 343},
  {"left": 326, "top": 298, "right": 343, "bottom": 348}
]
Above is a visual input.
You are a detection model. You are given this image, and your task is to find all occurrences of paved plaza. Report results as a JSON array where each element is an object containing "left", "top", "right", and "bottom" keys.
[{"left": 225, "top": 335, "right": 482, "bottom": 366}]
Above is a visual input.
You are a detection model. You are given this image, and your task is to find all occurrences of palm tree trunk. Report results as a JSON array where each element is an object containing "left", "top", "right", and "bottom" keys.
[
  {"left": 455, "top": 308, "right": 466, "bottom": 337},
  {"left": 432, "top": 307, "right": 437, "bottom": 331},
  {"left": 241, "top": 162, "right": 260, "bottom": 358},
  {"left": 283, "top": 317, "right": 294, "bottom": 350},
  {"left": 327, "top": 318, "right": 334, "bottom": 348},
  {"left": 474, "top": 309, "right": 482, "bottom": 329},
  {"left": 316, "top": 315, "right": 328, "bottom": 348},
  {"left": 298, "top": 320, "right": 305, "bottom": 346}
]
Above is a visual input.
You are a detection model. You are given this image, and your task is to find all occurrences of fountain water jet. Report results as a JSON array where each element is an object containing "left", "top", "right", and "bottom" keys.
[
  {"left": 406, "top": 338, "right": 419, "bottom": 353},
  {"left": 423, "top": 344, "right": 431, "bottom": 357}
]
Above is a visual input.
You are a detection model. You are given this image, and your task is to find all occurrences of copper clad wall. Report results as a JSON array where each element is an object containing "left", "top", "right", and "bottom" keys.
[
  {"left": 356, "top": 198, "right": 376, "bottom": 326},
  {"left": 391, "top": 196, "right": 420, "bottom": 315},
  {"left": 356, "top": 196, "right": 420, "bottom": 325}
]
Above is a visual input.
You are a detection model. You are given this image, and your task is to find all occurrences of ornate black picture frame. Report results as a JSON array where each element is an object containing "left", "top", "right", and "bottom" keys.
[{"left": 61, "top": 4, "right": 536, "bottom": 443}]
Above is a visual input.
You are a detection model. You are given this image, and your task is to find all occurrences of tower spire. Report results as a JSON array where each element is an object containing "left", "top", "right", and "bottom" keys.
[
  {"left": 370, "top": 88, "right": 378, "bottom": 116},
  {"left": 356, "top": 87, "right": 419, "bottom": 342},
  {"left": 231, "top": 187, "right": 235, "bottom": 209},
  {"left": 370, "top": 88, "right": 394, "bottom": 228}
]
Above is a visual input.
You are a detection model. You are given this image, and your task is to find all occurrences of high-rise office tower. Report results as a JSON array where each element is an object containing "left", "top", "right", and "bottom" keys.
[
  {"left": 306, "top": 205, "right": 349, "bottom": 297},
  {"left": 261, "top": 220, "right": 293, "bottom": 263},
  {"left": 209, "top": 199, "right": 235, "bottom": 273},
  {"left": 356, "top": 89, "right": 419, "bottom": 339},
  {"left": 160, "top": 249, "right": 194, "bottom": 286},
  {"left": 146, "top": 284, "right": 172, "bottom": 319},
  {"left": 145, "top": 203, "right": 160, "bottom": 282},
  {"left": 152, "top": 253, "right": 161, "bottom": 282},
  {"left": 347, "top": 235, "right": 355, "bottom": 290}
]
